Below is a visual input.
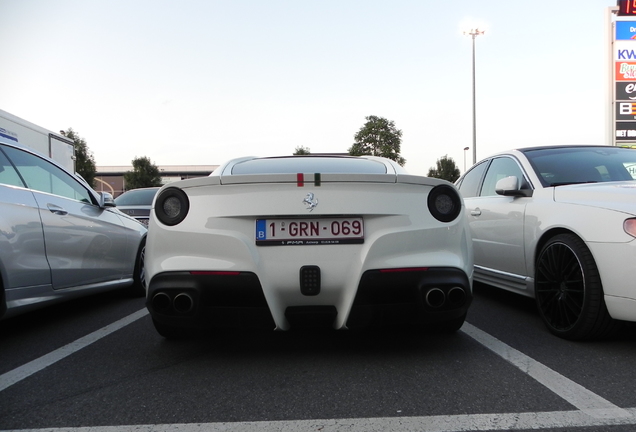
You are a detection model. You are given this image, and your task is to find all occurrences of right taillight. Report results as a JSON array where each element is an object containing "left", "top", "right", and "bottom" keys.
[{"left": 427, "top": 184, "right": 462, "bottom": 223}]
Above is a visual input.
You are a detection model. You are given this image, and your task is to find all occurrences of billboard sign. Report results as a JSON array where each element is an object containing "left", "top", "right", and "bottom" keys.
[
  {"left": 616, "top": 81, "right": 636, "bottom": 99},
  {"left": 615, "top": 61, "right": 636, "bottom": 80},
  {"left": 616, "top": 101, "right": 636, "bottom": 119},
  {"left": 616, "top": 21, "right": 636, "bottom": 39},
  {"left": 613, "top": 15, "right": 636, "bottom": 145},
  {"left": 615, "top": 121, "right": 636, "bottom": 140}
]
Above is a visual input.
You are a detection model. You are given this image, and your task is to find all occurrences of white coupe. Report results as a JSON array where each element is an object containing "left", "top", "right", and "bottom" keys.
[
  {"left": 145, "top": 155, "right": 473, "bottom": 338},
  {"left": 456, "top": 145, "right": 636, "bottom": 340}
]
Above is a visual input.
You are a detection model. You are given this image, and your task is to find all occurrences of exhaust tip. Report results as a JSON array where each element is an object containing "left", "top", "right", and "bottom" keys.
[
  {"left": 152, "top": 292, "right": 172, "bottom": 313},
  {"left": 447, "top": 287, "right": 466, "bottom": 307},
  {"left": 425, "top": 288, "right": 446, "bottom": 308},
  {"left": 173, "top": 293, "right": 194, "bottom": 314}
]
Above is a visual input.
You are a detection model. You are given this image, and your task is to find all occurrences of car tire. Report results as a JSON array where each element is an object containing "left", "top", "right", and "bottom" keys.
[
  {"left": 535, "top": 233, "right": 620, "bottom": 341},
  {"left": 128, "top": 238, "right": 146, "bottom": 298}
]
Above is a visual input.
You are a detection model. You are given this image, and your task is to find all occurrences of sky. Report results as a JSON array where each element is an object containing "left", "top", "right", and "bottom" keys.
[{"left": 0, "top": 0, "right": 617, "bottom": 176}]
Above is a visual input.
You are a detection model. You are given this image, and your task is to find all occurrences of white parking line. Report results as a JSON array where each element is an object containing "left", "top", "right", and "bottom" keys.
[
  {"left": 461, "top": 322, "right": 632, "bottom": 419},
  {"left": 0, "top": 308, "right": 148, "bottom": 392},
  {"left": 7, "top": 408, "right": 636, "bottom": 432},
  {"left": 2, "top": 316, "right": 635, "bottom": 432}
]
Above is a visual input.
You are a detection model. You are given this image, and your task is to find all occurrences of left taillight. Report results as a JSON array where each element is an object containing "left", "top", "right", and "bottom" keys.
[
  {"left": 154, "top": 187, "right": 190, "bottom": 226},
  {"left": 427, "top": 184, "right": 462, "bottom": 223},
  {"left": 624, "top": 218, "right": 636, "bottom": 238}
]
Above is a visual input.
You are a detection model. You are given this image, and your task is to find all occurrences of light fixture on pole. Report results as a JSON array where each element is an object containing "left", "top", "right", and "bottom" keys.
[
  {"left": 463, "top": 146, "right": 469, "bottom": 172},
  {"left": 464, "top": 28, "right": 484, "bottom": 165}
]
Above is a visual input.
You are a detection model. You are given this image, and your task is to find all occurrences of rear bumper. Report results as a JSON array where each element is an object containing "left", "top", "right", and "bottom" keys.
[{"left": 146, "top": 267, "right": 472, "bottom": 331}]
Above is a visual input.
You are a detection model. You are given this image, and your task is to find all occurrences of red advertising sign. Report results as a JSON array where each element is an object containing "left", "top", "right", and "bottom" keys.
[{"left": 616, "top": 61, "right": 636, "bottom": 80}]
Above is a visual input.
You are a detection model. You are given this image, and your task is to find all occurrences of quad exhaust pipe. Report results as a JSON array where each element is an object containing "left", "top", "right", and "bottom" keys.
[
  {"left": 424, "top": 286, "right": 467, "bottom": 309},
  {"left": 151, "top": 291, "right": 194, "bottom": 314},
  {"left": 173, "top": 293, "right": 194, "bottom": 313},
  {"left": 425, "top": 288, "right": 446, "bottom": 308}
]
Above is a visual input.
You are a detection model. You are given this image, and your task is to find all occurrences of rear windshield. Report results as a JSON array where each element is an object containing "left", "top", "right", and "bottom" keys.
[
  {"left": 230, "top": 156, "right": 388, "bottom": 175},
  {"left": 522, "top": 146, "right": 636, "bottom": 186},
  {"left": 115, "top": 188, "right": 159, "bottom": 205}
]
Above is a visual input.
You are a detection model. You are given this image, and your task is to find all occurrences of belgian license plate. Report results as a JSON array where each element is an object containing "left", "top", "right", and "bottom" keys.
[{"left": 256, "top": 217, "right": 364, "bottom": 246}]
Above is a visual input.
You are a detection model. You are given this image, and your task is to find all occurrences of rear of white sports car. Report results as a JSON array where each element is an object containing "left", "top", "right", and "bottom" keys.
[{"left": 145, "top": 156, "right": 473, "bottom": 338}]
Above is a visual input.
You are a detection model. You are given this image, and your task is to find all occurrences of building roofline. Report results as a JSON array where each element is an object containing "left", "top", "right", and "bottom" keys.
[{"left": 97, "top": 165, "right": 219, "bottom": 175}]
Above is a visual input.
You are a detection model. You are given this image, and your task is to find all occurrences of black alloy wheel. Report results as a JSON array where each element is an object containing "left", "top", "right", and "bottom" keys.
[{"left": 535, "top": 233, "right": 619, "bottom": 340}]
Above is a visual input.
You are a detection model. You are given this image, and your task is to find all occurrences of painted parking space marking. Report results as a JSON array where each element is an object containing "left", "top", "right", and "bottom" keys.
[
  {"left": 0, "top": 309, "right": 149, "bottom": 392},
  {"left": 7, "top": 408, "right": 636, "bottom": 432},
  {"left": 2, "top": 317, "right": 636, "bottom": 431},
  {"left": 461, "top": 322, "right": 632, "bottom": 419}
]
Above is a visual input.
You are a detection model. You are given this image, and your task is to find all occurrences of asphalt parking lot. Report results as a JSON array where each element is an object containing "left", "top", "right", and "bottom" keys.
[{"left": 1, "top": 283, "right": 636, "bottom": 432}]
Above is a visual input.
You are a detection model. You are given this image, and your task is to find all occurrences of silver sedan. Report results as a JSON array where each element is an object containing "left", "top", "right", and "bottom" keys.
[{"left": 0, "top": 137, "right": 147, "bottom": 319}]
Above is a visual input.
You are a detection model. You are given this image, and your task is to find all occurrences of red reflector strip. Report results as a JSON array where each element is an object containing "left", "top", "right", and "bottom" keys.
[
  {"left": 379, "top": 267, "right": 429, "bottom": 273},
  {"left": 190, "top": 271, "right": 240, "bottom": 276}
]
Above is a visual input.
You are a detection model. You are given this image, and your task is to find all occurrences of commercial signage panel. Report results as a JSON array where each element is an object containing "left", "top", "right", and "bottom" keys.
[
  {"left": 615, "top": 122, "right": 636, "bottom": 140},
  {"left": 616, "top": 21, "right": 636, "bottom": 39},
  {"left": 615, "top": 61, "right": 636, "bottom": 80},
  {"left": 616, "top": 101, "right": 636, "bottom": 119},
  {"left": 615, "top": 40, "right": 636, "bottom": 60},
  {"left": 616, "top": 81, "right": 636, "bottom": 100},
  {"left": 618, "top": 0, "right": 636, "bottom": 16}
]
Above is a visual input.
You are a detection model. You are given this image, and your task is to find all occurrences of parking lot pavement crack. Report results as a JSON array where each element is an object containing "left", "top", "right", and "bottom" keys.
[{"left": 460, "top": 322, "right": 632, "bottom": 419}]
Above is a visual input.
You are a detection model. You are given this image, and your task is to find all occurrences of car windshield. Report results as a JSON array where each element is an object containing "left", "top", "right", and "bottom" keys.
[
  {"left": 522, "top": 146, "right": 636, "bottom": 187},
  {"left": 114, "top": 188, "right": 159, "bottom": 205},
  {"left": 230, "top": 156, "right": 388, "bottom": 175}
]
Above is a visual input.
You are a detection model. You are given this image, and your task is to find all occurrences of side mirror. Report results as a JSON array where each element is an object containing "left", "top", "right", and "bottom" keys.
[
  {"left": 99, "top": 192, "right": 116, "bottom": 208},
  {"left": 495, "top": 176, "right": 533, "bottom": 197}
]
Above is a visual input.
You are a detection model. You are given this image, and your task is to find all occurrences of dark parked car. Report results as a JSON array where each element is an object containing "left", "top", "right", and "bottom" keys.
[
  {"left": 0, "top": 137, "right": 147, "bottom": 320},
  {"left": 114, "top": 187, "right": 160, "bottom": 227}
]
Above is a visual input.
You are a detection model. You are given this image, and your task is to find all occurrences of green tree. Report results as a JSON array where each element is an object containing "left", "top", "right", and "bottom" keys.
[
  {"left": 63, "top": 128, "right": 96, "bottom": 187},
  {"left": 427, "top": 155, "right": 461, "bottom": 183},
  {"left": 348, "top": 115, "right": 406, "bottom": 166},
  {"left": 294, "top": 146, "right": 311, "bottom": 155},
  {"left": 124, "top": 156, "right": 163, "bottom": 190}
]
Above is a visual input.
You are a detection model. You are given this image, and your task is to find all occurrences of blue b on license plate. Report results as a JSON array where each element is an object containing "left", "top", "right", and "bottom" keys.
[{"left": 255, "top": 217, "right": 364, "bottom": 246}]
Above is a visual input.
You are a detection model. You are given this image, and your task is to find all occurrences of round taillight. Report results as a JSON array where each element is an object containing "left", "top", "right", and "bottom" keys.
[
  {"left": 154, "top": 187, "right": 189, "bottom": 226},
  {"left": 625, "top": 218, "right": 636, "bottom": 238},
  {"left": 427, "top": 184, "right": 462, "bottom": 223}
]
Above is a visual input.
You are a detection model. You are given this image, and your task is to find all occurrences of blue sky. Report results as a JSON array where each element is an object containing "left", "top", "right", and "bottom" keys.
[{"left": 0, "top": 0, "right": 616, "bottom": 175}]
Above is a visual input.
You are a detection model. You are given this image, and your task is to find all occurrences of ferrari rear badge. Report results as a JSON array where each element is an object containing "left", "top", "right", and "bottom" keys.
[{"left": 303, "top": 192, "right": 318, "bottom": 212}]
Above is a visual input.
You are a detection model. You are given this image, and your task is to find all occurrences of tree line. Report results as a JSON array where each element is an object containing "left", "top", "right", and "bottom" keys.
[
  {"left": 63, "top": 128, "right": 162, "bottom": 191},
  {"left": 66, "top": 116, "right": 461, "bottom": 191},
  {"left": 295, "top": 115, "right": 460, "bottom": 182}
]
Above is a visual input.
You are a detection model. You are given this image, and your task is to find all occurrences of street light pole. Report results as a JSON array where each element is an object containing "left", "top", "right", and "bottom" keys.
[
  {"left": 463, "top": 146, "right": 469, "bottom": 172},
  {"left": 464, "top": 28, "right": 484, "bottom": 165}
]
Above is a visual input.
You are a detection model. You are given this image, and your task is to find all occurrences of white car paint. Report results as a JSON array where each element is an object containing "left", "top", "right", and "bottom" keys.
[
  {"left": 457, "top": 145, "right": 636, "bottom": 339},
  {"left": 145, "top": 156, "right": 474, "bottom": 337}
]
